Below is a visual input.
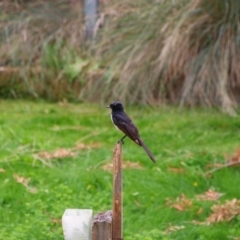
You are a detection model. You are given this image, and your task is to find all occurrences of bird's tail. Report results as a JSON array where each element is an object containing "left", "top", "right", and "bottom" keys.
[{"left": 138, "top": 138, "right": 156, "bottom": 163}]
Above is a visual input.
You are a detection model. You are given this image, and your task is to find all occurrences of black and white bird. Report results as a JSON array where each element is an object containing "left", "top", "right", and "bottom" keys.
[{"left": 106, "top": 101, "right": 156, "bottom": 163}]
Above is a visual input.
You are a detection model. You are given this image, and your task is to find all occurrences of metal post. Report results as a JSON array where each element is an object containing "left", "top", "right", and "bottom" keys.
[{"left": 84, "top": 0, "right": 98, "bottom": 40}]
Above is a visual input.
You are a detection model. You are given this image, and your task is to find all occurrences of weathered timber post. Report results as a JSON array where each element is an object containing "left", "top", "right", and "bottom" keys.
[
  {"left": 92, "top": 142, "right": 123, "bottom": 240},
  {"left": 62, "top": 143, "right": 123, "bottom": 240},
  {"left": 112, "top": 142, "right": 123, "bottom": 240},
  {"left": 92, "top": 211, "right": 113, "bottom": 240}
]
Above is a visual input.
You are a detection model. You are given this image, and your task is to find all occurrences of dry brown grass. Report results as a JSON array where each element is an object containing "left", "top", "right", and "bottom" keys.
[
  {"left": 0, "top": 0, "right": 87, "bottom": 99},
  {"left": 96, "top": 0, "right": 240, "bottom": 112},
  {"left": 157, "top": 0, "right": 240, "bottom": 113},
  {"left": 1, "top": 0, "right": 240, "bottom": 112}
]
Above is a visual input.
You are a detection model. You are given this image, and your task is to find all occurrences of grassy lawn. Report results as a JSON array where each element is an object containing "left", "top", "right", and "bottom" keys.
[{"left": 0, "top": 100, "right": 240, "bottom": 240}]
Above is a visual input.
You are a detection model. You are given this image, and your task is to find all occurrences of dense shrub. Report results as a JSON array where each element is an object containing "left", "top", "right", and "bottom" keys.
[{"left": 1, "top": 0, "right": 240, "bottom": 113}]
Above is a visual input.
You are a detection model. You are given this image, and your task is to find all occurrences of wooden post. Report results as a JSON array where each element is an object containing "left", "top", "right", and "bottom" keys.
[
  {"left": 92, "top": 143, "right": 123, "bottom": 240},
  {"left": 92, "top": 211, "right": 112, "bottom": 240},
  {"left": 112, "top": 142, "right": 123, "bottom": 240}
]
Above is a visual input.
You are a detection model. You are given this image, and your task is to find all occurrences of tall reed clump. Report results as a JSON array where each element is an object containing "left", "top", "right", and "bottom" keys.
[
  {"left": 95, "top": 0, "right": 240, "bottom": 112},
  {"left": 1, "top": 0, "right": 240, "bottom": 111},
  {"left": 0, "top": 0, "right": 88, "bottom": 100}
]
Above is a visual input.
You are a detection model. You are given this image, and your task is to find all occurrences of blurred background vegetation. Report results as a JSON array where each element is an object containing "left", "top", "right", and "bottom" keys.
[
  {"left": 1, "top": 2, "right": 240, "bottom": 239},
  {"left": 0, "top": 0, "right": 240, "bottom": 113}
]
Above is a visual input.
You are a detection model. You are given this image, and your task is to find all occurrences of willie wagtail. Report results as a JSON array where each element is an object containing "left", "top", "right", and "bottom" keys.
[{"left": 107, "top": 101, "right": 156, "bottom": 163}]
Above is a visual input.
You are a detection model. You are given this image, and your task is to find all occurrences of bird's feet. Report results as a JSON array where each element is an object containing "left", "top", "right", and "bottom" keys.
[
  {"left": 117, "top": 139, "right": 124, "bottom": 145},
  {"left": 117, "top": 135, "right": 126, "bottom": 145}
]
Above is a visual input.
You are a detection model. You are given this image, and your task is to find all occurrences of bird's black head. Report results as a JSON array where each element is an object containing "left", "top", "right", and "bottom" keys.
[{"left": 106, "top": 101, "right": 124, "bottom": 111}]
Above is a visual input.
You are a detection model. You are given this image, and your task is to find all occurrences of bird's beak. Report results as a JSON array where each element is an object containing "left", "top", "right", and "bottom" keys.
[{"left": 106, "top": 106, "right": 110, "bottom": 108}]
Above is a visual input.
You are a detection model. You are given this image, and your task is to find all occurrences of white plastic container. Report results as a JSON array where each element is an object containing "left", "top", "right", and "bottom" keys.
[{"left": 62, "top": 209, "right": 93, "bottom": 240}]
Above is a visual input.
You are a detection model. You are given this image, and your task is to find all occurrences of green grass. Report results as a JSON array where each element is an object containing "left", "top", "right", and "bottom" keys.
[{"left": 0, "top": 100, "right": 240, "bottom": 240}]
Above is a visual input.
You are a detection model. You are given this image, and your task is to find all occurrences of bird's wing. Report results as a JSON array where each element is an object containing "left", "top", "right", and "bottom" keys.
[
  {"left": 112, "top": 111, "right": 156, "bottom": 163},
  {"left": 112, "top": 112, "right": 141, "bottom": 145}
]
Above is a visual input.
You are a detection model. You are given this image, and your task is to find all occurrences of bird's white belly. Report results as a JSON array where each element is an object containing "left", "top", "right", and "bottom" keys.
[{"left": 111, "top": 114, "right": 120, "bottom": 131}]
